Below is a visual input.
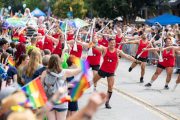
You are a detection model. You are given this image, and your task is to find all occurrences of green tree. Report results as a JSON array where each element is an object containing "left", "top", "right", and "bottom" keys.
[
  {"left": 24, "top": 0, "right": 46, "bottom": 11},
  {"left": 53, "top": 0, "right": 87, "bottom": 18},
  {"left": 90, "top": 0, "right": 171, "bottom": 23},
  {"left": 0, "top": 1, "right": 3, "bottom": 8}
]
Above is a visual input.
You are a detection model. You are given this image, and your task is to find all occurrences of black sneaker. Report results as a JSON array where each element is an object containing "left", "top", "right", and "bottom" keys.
[
  {"left": 140, "top": 77, "right": 144, "bottom": 83},
  {"left": 145, "top": 83, "right": 151, "bottom": 87},
  {"left": 105, "top": 102, "right": 112, "bottom": 109},
  {"left": 128, "top": 67, "right": 132, "bottom": 72},
  {"left": 164, "top": 85, "right": 169, "bottom": 90}
]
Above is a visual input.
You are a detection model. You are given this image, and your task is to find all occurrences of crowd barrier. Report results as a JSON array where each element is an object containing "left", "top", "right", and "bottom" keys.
[{"left": 122, "top": 44, "right": 180, "bottom": 69}]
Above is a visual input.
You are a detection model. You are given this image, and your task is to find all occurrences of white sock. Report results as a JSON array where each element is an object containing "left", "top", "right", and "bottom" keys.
[
  {"left": 172, "top": 84, "right": 178, "bottom": 91},
  {"left": 150, "top": 80, "right": 154, "bottom": 84},
  {"left": 165, "top": 83, "right": 169, "bottom": 86}
]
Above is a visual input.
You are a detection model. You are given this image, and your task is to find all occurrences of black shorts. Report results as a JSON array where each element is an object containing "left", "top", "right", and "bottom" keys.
[
  {"left": 135, "top": 55, "right": 148, "bottom": 62},
  {"left": 90, "top": 65, "right": 100, "bottom": 71},
  {"left": 68, "top": 101, "right": 78, "bottom": 111},
  {"left": 157, "top": 63, "right": 166, "bottom": 69},
  {"left": 177, "top": 69, "right": 180, "bottom": 74},
  {"left": 98, "top": 69, "right": 114, "bottom": 78}
]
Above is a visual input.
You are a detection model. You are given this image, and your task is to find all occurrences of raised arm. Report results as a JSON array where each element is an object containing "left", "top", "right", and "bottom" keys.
[
  {"left": 123, "top": 40, "right": 140, "bottom": 44},
  {"left": 46, "top": 34, "right": 59, "bottom": 45},
  {"left": 93, "top": 44, "right": 106, "bottom": 54},
  {"left": 118, "top": 50, "right": 139, "bottom": 63},
  {"left": 163, "top": 46, "right": 180, "bottom": 51},
  {"left": 64, "top": 68, "right": 82, "bottom": 78},
  {"left": 124, "top": 36, "right": 140, "bottom": 40},
  {"left": 143, "top": 47, "right": 159, "bottom": 52}
]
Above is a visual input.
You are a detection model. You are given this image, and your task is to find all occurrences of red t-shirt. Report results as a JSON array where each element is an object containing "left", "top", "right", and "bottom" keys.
[
  {"left": 52, "top": 33, "right": 61, "bottom": 39},
  {"left": 70, "top": 44, "right": 83, "bottom": 58},
  {"left": 43, "top": 37, "right": 54, "bottom": 52},
  {"left": 87, "top": 48, "right": 101, "bottom": 65},
  {"left": 98, "top": 38, "right": 108, "bottom": 47},
  {"left": 136, "top": 40, "right": 149, "bottom": 58},
  {"left": 52, "top": 41, "right": 62, "bottom": 55},
  {"left": 158, "top": 49, "right": 175, "bottom": 67},
  {"left": 36, "top": 40, "right": 43, "bottom": 50},
  {"left": 19, "top": 33, "right": 26, "bottom": 43},
  {"left": 100, "top": 48, "right": 118, "bottom": 73},
  {"left": 115, "top": 35, "right": 123, "bottom": 50},
  {"left": 38, "top": 28, "right": 45, "bottom": 36},
  {"left": 67, "top": 33, "right": 74, "bottom": 41}
]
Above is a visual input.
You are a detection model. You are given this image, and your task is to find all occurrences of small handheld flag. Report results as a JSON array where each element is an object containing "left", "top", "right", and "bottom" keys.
[
  {"left": 21, "top": 77, "right": 48, "bottom": 109},
  {"left": 7, "top": 56, "right": 15, "bottom": 66}
]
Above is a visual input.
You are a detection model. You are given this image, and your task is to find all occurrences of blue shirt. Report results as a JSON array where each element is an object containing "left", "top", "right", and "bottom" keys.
[
  {"left": 7, "top": 66, "right": 18, "bottom": 79},
  {"left": 32, "top": 66, "right": 47, "bottom": 79}
]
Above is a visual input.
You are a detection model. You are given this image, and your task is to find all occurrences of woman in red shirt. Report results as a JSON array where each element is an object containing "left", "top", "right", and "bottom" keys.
[
  {"left": 98, "top": 36, "right": 108, "bottom": 47},
  {"left": 67, "top": 30, "right": 74, "bottom": 41},
  {"left": 123, "top": 34, "right": 152, "bottom": 83},
  {"left": 43, "top": 33, "right": 59, "bottom": 52},
  {"left": 163, "top": 46, "right": 180, "bottom": 90},
  {"left": 70, "top": 43, "right": 83, "bottom": 58},
  {"left": 36, "top": 33, "right": 43, "bottom": 50},
  {"left": 93, "top": 38, "right": 140, "bottom": 109},
  {"left": 19, "top": 32, "right": 26, "bottom": 43},
  {"left": 115, "top": 28, "right": 124, "bottom": 50},
  {"left": 52, "top": 34, "right": 64, "bottom": 57},
  {"left": 38, "top": 27, "right": 45, "bottom": 36},
  {"left": 144, "top": 38, "right": 178, "bottom": 89}
]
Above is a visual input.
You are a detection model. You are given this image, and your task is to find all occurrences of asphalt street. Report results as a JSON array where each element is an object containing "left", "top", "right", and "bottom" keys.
[{"left": 79, "top": 59, "right": 180, "bottom": 120}]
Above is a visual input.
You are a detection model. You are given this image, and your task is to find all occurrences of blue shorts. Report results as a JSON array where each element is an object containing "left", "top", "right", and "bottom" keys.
[{"left": 52, "top": 108, "right": 68, "bottom": 112}]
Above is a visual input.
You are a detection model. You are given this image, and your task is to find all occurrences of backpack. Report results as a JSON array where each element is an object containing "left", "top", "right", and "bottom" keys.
[{"left": 43, "top": 70, "right": 65, "bottom": 99}]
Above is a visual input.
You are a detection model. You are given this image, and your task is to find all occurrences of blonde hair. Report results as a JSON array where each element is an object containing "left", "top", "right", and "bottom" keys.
[{"left": 25, "top": 50, "right": 42, "bottom": 77}]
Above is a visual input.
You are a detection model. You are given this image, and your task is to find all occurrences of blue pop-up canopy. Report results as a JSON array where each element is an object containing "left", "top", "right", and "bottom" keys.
[
  {"left": 145, "top": 13, "right": 180, "bottom": 25},
  {"left": 31, "top": 8, "right": 46, "bottom": 17}
]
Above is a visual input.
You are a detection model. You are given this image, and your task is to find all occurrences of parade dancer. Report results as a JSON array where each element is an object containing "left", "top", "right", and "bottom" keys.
[
  {"left": 161, "top": 46, "right": 180, "bottom": 90},
  {"left": 123, "top": 34, "right": 152, "bottom": 83},
  {"left": 144, "top": 38, "right": 178, "bottom": 89},
  {"left": 93, "top": 38, "right": 140, "bottom": 109},
  {"left": 115, "top": 28, "right": 124, "bottom": 50}
]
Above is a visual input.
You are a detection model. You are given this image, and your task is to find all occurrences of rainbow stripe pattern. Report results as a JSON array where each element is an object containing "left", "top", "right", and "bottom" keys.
[
  {"left": 8, "top": 56, "right": 15, "bottom": 66},
  {"left": 69, "top": 57, "right": 91, "bottom": 101},
  {"left": 72, "top": 56, "right": 89, "bottom": 74},
  {"left": 12, "top": 36, "right": 19, "bottom": 42},
  {"left": 21, "top": 77, "right": 48, "bottom": 109},
  {"left": 54, "top": 95, "right": 71, "bottom": 105}
]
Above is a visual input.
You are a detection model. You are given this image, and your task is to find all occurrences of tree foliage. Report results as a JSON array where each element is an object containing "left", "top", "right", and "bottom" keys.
[
  {"left": 24, "top": 0, "right": 46, "bottom": 11},
  {"left": 53, "top": 0, "right": 87, "bottom": 18},
  {"left": 89, "top": 0, "right": 171, "bottom": 22},
  {"left": 0, "top": 0, "right": 171, "bottom": 21}
]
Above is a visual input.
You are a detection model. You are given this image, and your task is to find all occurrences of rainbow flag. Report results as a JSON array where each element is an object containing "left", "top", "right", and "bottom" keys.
[
  {"left": 69, "top": 74, "right": 90, "bottom": 101},
  {"left": 54, "top": 95, "right": 71, "bottom": 105},
  {"left": 72, "top": 56, "right": 89, "bottom": 74},
  {"left": 12, "top": 36, "right": 19, "bottom": 42},
  {"left": 21, "top": 77, "right": 48, "bottom": 109},
  {"left": 69, "top": 57, "right": 91, "bottom": 101},
  {"left": 8, "top": 56, "right": 15, "bottom": 66}
]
